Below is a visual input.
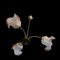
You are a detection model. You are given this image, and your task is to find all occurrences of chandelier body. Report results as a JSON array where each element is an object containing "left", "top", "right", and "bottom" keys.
[{"left": 6, "top": 14, "right": 55, "bottom": 56}]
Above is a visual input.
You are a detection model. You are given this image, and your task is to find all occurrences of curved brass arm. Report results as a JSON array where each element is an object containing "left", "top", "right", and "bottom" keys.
[
  {"left": 20, "top": 27, "right": 27, "bottom": 38},
  {"left": 29, "top": 36, "right": 41, "bottom": 39}
]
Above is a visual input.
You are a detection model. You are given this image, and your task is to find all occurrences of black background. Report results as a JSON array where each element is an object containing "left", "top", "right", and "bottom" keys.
[{"left": 0, "top": 1, "right": 60, "bottom": 60}]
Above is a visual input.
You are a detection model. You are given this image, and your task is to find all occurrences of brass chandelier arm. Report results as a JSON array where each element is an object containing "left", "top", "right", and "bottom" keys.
[
  {"left": 28, "top": 36, "right": 41, "bottom": 39},
  {"left": 27, "top": 20, "right": 30, "bottom": 37},
  {"left": 20, "top": 27, "right": 27, "bottom": 38}
]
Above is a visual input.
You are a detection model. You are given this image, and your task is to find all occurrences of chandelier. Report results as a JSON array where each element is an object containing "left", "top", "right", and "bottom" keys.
[{"left": 6, "top": 14, "right": 55, "bottom": 56}]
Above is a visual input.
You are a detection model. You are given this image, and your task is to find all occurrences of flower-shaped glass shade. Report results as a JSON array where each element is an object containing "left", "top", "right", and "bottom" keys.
[
  {"left": 6, "top": 14, "right": 21, "bottom": 29},
  {"left": 41, "top": 36, "right": 55, "bottom": 51},
  {"left": 41, "top": 36, "right": 53, "bottom": 47},
  {"left": 12, "top": 42, "right": 23, "bottom": 56}
]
